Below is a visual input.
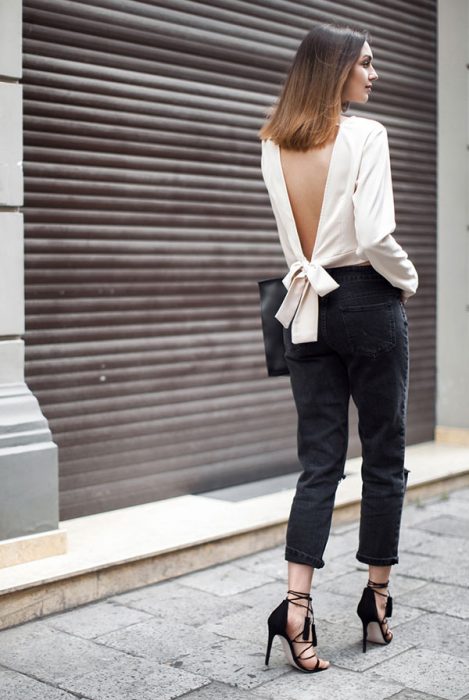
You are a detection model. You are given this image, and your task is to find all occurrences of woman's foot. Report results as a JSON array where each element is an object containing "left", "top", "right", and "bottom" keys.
[
  {"left": 286, "top": 592, "right": 330, "bottom": 671},
  {"left": 369, "top": 583, "right": 393, "bottom": 642},
  {"left": 357, "top": 577, "right": 394, "bottom": 652}
]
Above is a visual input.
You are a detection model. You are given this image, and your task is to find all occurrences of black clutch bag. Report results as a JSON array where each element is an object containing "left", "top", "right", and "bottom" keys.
[{"left": 257, "top": 277, "right": 290, "bottom": 377}]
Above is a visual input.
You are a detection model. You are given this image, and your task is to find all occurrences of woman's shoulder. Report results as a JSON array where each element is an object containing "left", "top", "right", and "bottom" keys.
[{"left": 348, "top": 115, "right": 387, "bottom": 135}]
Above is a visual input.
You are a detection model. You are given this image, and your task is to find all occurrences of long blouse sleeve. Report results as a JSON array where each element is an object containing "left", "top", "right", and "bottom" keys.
[{"left": 352, "top": 125, "right": 418, "bottom": 300}]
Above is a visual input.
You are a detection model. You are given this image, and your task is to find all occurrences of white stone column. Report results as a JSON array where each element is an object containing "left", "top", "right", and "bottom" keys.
[
  {"left": 435, "top": 0, "right": 469, "bottom": 445},
  {"left": 0, "top": 0, "right": 65, "bottom": 565}
]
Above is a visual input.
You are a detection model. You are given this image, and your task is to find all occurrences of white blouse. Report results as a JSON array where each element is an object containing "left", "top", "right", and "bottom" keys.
[{"left": 260, "top": 115, "right": 419, "bottom": 344}]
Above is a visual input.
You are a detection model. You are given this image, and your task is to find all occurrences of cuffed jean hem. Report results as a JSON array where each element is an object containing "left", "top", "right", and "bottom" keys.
[
  {"left": 285, "top": 546, "right": 325, "bottom": 569},
  {"left": 356, "top": 552, "right": 399, "bottom": 566}
]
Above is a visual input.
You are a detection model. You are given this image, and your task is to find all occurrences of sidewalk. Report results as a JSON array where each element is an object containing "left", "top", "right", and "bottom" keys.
[{"left": 1, "top": 484, "right": 469, "bottom": 699}]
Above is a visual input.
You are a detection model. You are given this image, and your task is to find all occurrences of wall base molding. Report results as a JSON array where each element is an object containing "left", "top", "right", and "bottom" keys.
[
  {"left": 0, "top": 528, "right": 67, "bottom": 569},
  {"left": 435, "top": 425, "right": 469, "bottom": 446}
]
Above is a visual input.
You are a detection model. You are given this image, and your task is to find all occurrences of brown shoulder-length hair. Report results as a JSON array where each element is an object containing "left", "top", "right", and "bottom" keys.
[{"left": 258, "top": 22, "right": 370, "bottom": 150}]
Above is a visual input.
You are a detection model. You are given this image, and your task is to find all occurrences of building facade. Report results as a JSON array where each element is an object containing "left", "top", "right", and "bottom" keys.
[{"left": 2, "top": 1, "right": 464, "bottom": 557}]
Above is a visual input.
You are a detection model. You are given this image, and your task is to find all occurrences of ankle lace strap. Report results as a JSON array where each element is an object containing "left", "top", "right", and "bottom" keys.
[
  {"left": 286, "top": 589, "right": 318, "bottom": 646},
  {"left": 367, "top": 579, "right": 390, "bottom": 597},
  {"left": 287, "top": 589, "right": 312, "bottom": 600}
]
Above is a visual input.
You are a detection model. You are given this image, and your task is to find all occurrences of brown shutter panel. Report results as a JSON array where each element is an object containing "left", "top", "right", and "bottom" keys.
[{"left": 23, "top": 1, "right": 436, "bottom": 519}]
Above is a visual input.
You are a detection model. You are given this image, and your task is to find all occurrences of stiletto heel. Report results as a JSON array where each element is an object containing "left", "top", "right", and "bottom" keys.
[
  {"left": 265, "top": 589, "right": 329, "bottom": 673},
  {"left": 357, "top": 578, "right": 393, "bottom": 653},
  {"left": 361, "top": 619, "right": 368, "bottom": 653},
  {"left": 265, "top": 629, "right": 275, "bottom": 665}
]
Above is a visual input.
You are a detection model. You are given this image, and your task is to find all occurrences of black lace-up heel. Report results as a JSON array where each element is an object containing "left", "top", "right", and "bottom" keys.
[
  {"left": 356, "top": 578, "right": 393, "bottom": 653},
  {"left": 265, "top": 589, "right": 329, "bottom": 673}
]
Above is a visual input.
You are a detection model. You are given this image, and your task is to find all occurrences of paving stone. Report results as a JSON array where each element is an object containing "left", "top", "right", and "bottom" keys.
[
  {"left": 309, "top": 554, "right": 359, "bottom": 583},
  {"left": 413, "top": 497, "right": 469, "bottom": 521},
  {"left": 314, "top": 588, "right": 422, "bottom": 629},
  {"left": 316, "top": 618, "right": 415, "bottom": 672},
  {"left": 323, "top": 527, "right": 360, "bottom": 560},
  {"left": 381, "top": 549, "right": 435, "bottom": 577},
  {"left": 0, "top": 668, "right": 77, "bottom": 700},
  {"left": 234, "top": 546, "right": 289, "bottom": 580},
  {"left": 316, "top": 567, "right": 428, "bottom": 601},
  {"left": 229, "top": 579, "right": 286, "bottom": 610},
  {"left": 449, "top": 486, "right": 469, "bottom": 502},
  {"left": 396, "top": 612, "right": 469, "bottom": 658},
  {"left": 180, "top": 680, "right": 265, "bottom": 698},
  {"left": 400, "top": 501, "right": 444, "bottom": 527},
  {"left": 109, "top": 577, "right": 182, "bottom": 604},
  {"left": 382, "top": 690, "right": 444, "bottom": 700},
  {"left": 412, "top": 515, "right": 469, "bottom": 538},
  {"left": 111, "top": 581, "right": 249, "bottom": 627},
  {"left": 179, "top": 561, "right": 277, "bottom": 596},
  {"left": 227, "top": 542, "right": 357, "bottom": 582},
  {"left": 351, "top": 550, "right": 434, "bottom": 581},
  {"left": 251, "top": 664, "right": 403, "bottom": 700},
  {"left": 42, "top": 600, "right": 153, "bottom": 639},
  {"left": 93, "top": 617, "right": 221, "bottom": 663},
  {"left": 372, "top": 647, "right": 469, "bottom": 700},
  {"left": 383, "top": 603, "right": 424, "bottom": 628},
  {"left": 402, "top": 530, "right": 469, "bottom": 559},
  {"left": 405, "top": 551, "right": 469, "bottom": 588},
  {"left": 398, "top": 526, "right": 438, "bottom": 552},
  {"left": 203, "top": 597, "right": 282, "bottom": 648},
  {"left": 168, "top": 636, "right": 288, "bottom": 689},
  {"left": 0, "top": 621, "right": 127, "bottom": 685},
  {"left": 414, "top": 492, "right": 458, "bottom": 506},
  {"left": 331, "top": 521, "right": 361, "bottom": 535},
  {"left": 399, "top": 581, "right": 469, "bottom": 619},
  {"left": 57, "top": 654, "right": 209, "bottom": 700},
  {"left": 311, "top": 590, "right": 359, "bottom": 624}
]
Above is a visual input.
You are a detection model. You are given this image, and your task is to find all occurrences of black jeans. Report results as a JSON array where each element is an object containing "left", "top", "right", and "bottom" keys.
[{"left": 283, "top": 264, "right": 410, "bottom": 569}]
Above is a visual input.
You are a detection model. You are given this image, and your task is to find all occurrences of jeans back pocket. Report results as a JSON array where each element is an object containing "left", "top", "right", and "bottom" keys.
[{"left": 339, "top": 300, "right": 396, "bottom": 357}]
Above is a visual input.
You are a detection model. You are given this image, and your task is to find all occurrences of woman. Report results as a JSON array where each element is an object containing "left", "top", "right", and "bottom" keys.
[{"left": 259, "top": 23, "right": 418, "bottom": 673}]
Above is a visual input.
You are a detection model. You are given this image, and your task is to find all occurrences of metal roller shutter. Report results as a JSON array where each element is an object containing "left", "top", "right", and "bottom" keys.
[{"left": 22, "top": 1, "right": 437, "bottom": 519}]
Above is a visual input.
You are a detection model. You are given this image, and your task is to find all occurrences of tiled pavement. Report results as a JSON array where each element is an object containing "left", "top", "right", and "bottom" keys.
[{"left": 1, "top": 486, "right": 469, "bottom": 699}]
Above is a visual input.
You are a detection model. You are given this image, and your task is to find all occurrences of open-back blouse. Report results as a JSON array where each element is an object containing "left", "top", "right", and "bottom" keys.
[{"left": 260, "top": 116, "right": 419, "bottom": 344}]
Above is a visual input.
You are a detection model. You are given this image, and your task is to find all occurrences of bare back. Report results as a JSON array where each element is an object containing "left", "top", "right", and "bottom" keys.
[{"left": 278, "top": 116, "right": 371, "bottom": 265}]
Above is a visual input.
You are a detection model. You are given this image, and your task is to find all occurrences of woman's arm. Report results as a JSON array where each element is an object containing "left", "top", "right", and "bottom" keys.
[{"left": 352, "top": 125, "right": 419, "bottom": 302}]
